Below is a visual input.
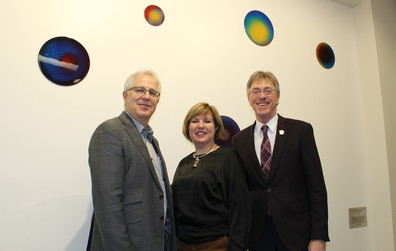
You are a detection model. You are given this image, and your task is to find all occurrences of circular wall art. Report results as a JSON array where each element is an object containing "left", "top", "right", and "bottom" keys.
[
  {"left": 216, "top": 116, "right": 240, "bottom": 148},
  {"left": 316, "top": 42, "right": 335, "bottom": 69},
  {"left": 144, "top": 5, "right": 165, "bottom": 26},
  {"left": 244, "top": 10, "right": 274, "bottom": 46},
  {"left": 38, "top": 36, "right": 90, "bottom": 86}
]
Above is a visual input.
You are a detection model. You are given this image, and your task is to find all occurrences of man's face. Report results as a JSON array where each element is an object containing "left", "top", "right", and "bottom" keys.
[
  {"left": 248, "top": 78, "right": 279, "bottom": 124},
  {"left": 123, "top": 74, "right": 159, "bottom": 126}
]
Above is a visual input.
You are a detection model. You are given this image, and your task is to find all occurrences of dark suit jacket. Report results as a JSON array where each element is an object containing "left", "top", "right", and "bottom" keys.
[
  {"left": 87, "top": 112, "right": 176, "bottom": 251},
  {"left": 232, "top": 115, "right": 329, "bottom": 251}
]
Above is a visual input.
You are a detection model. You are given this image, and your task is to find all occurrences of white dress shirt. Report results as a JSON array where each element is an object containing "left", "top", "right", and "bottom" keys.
[{"left": 254, "top": 114, "right": 278, "bottom": 165}]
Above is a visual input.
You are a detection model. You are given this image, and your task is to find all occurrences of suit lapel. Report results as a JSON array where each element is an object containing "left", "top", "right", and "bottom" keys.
[
  {"left": 118, "top": 112, "right": 162, "bottom": 189},
  {"left": 268, "top": 115, "right": 287, "bottom": 181}
]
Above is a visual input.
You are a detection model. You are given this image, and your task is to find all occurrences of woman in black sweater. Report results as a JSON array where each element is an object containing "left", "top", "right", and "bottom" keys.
[{"left": 172, "top": 102, "right": 249, "bottom": 251}]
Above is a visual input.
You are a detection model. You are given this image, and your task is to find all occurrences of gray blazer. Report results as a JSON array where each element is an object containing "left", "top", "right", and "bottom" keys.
[{"left": 87, "top": 112, "right": 176, "bottom": 251}]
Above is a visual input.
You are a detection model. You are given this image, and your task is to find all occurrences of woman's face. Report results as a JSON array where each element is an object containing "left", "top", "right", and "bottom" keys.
[{"left": 189, "top": 112, "right": 216, "bottom": 148}]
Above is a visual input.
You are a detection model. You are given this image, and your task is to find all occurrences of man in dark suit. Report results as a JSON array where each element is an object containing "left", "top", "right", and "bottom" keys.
[
  {"left": 232, "top": 71, "right": 329, "bottom": 251},
  {"left": 87, "top": 70, "right": 176, "bottom": 251}
]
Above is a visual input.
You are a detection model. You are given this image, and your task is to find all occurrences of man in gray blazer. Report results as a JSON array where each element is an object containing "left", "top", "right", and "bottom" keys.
[{"left": 87, "top": 70, "right": 176, "bottom": 251}]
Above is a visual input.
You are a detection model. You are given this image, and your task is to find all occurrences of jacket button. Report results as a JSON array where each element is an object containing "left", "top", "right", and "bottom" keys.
[
  {"left": 267, "top": 187, "right": 272, "bottom": 192},
  {"left": 160, "top": 216, "right": 165, "bottom": 221},
  {"left": 159, "top": 195, "right": 164, "bottom": 200}
]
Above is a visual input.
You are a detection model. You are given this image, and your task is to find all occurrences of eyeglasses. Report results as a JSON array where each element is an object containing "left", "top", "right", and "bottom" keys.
[
  {"left": 249, "top": 88, "right": 276, "bottom": 97},
  {"left": 128, "top": 87, "right": 160, "bottom": 98}
]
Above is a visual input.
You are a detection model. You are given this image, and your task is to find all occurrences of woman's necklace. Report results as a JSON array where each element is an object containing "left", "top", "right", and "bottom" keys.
[{"left": 192, "top": 144, "right": 219, "bottom": 168}]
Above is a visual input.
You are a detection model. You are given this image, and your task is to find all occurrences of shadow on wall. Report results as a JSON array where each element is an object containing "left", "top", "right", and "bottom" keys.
[{"left": 65, "top": 202, "right": 92, "bottom": 251}]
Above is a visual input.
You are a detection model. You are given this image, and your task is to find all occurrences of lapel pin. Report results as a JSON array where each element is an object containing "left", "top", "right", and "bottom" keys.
[{"left": 279, "top": 130, "right": 285, "bottom": 135}]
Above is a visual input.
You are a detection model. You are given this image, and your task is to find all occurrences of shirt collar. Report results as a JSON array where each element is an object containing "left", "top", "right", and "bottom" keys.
[
  {"left": 255, "top": 114, "right": 278, "bottom": 134},
  {"left": 124, "top": 111, "right": 154, "bottom": 141}
]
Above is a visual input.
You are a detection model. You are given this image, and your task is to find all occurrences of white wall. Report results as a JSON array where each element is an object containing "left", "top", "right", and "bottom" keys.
[
  {"left": 370, "top": 0, "right": 396, "bottom": 249},
  {"left": 0, "top": 0, "right": 393, "bottom": 250},
  {"left": 354, "top": 0, "right": 395, "bottom": 250}
]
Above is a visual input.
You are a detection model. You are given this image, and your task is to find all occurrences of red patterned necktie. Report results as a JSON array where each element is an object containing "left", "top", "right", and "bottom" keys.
[{"left": 260, "top": 125, "right": 272, "bottom": 180}]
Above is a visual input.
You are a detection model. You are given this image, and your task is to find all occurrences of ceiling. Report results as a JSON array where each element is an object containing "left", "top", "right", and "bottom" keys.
[{"left": 330, "top": 0, "right": 363, "bottom": 7}]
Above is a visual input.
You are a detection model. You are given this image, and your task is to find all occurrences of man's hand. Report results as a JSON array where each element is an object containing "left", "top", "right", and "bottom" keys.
[{"left": 308, "top": 240, "right": 326, "bottom": 251}]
